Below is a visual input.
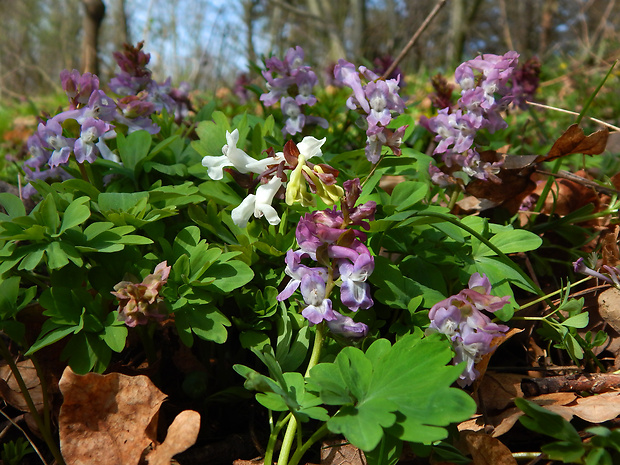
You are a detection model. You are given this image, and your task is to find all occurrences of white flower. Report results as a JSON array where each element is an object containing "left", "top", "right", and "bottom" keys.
[
  {"left": 202, "top": 129, "right": 258, "bottom": 180},
  {"left": 231, "top": 176, "right": 283, "bottom": 228}
]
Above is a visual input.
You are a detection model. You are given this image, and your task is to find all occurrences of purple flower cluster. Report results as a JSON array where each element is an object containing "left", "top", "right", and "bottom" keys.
[
  {"left": 574, "top": 257, "right": 620, "bottom": 288},
  {"left": 23, "top": 72, "right": 119, "bottom": 196},
  {"left": 333, "top": 59, "right": 407, "bottom": 164},
  {"left": 260, "top": 46, "right": 327, "bottom": 136},
  {"left": 422, "top": 52, "right": 519, "bottom": 182},
  {"left": 277, "top": 179, "right": 376, "bottom": 338},
  {"left": 110, "top": 42, "right": 192, "bottom": 126},
  {"left": 426, "top": 273, "right": 510, "bottom": 386}
]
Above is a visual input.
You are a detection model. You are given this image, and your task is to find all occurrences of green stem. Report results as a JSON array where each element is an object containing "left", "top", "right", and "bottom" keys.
[
  {"left": 415, "top": 211, "right": 544, "bottom": 298},
  {"left": 446, "top": 187, "right": 460, "bottom": 211},
  {"left": 276, "top": 323, "right": 326, "bottom": 465},
  {"left": 517, "top": 277, "right": 592, "bottom": 311},
  {"left": 0, "top": 338, "right": 65, "bottom": 465},
  {"left": 288, "top": 423, "right": 329, "bottom": 465},
  {"left": 264, "top": 412, "right": 292, "bottom": 465}
]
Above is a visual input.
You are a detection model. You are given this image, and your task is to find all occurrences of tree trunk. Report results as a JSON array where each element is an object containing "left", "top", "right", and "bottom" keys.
[{"left": 81, "top": 0, "right": 105, "bottom": 75}]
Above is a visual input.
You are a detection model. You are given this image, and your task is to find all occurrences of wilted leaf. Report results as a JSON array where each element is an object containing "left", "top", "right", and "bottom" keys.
[
  {"left": 58, "top": 367, "right": 166, "bottom": 465},
  {"left": 598, "top": 287, "right": 620, "bottom": 334},
  {"left": 145, "top": 410, "right": 201, "bottom": 465},
  {"left": 538, "top": 124, "right": 609, "bottom": 162},
  {"left": 464, "top": 432, "right": 518, "bottom": 465},
  {"left": 321, "top": 439, "right": 367, "bottom": 465},
  {"left": 464, "top": 151, "right": 536, "bottom": 212},
  {"left": 0, "top": 359, "right": 43, "bottom": 413}
]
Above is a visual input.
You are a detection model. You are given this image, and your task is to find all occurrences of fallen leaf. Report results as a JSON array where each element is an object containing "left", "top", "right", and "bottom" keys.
[
  {"left": 548, "top": 391, "right": 620, "bottom": 423},
  {"left": 321, "top": 439, "right": 367, "bottom": 465},
  {"left": 538, "top": 124, "right": 609, "bottom": 162},
  {"left": 476, "top": 373, "right": 525, "bottom": 411},
  {"left": 464, "top": 432, "right": 517, "bottom": 465},
  {"left": 490, "top": 392, "right": 578, "bottom": 436},
  {"left": 0, "top": 359, "right": 43, "bottom": 413},
  {"left": 473, "top": 329, "right": 523, "bottom": 396},
  {"left": 598, "top": 287, "right": 620, "bottom": 334},
  {"left": 58, "top": 367, "right": 166, "bottom": 465},
  {"left": 145, "top": 410, "right": 201, "bottom": 465}
]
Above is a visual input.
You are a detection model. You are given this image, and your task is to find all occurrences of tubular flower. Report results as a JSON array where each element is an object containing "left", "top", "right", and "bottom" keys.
[
  {"left": 111, "top": 261, "right": 171, "bottom": 327},
  {"left": 426, "top": 272, "right": 510, "bottom": 386},
  {"left": 278, "top": 179, "right": 374, "bottom": 335}
]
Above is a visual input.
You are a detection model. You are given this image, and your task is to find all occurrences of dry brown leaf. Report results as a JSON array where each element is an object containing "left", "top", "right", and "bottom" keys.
[
  {"left": 464, "top": 432, "right": 517, "bottom": 465},
  {"left": 145, "top": 410, "right": 201, "bottom": 465},
  {"left": 490, "top": 392, "right": 578, "bottom": 436},
  {"left": 58, "top": 367, "right": 167, "bottom": 465},
  {"left": 598, "top": 287, "right": 620, "bottom": 334},
  {"left": 476, "top": 373, "right": 525, "bottom": 411},
  {"left": 473, "top": 328, "right": 523, "bottom": 396},
  {"left": 0, "top": 359, "right": 43, "bottom": 413},
  {"left": 321, "top": 439, "right": 367, "bottom": 465},
  {"left": 540, "top": 124, "right": 609, "bottom": 162},
  {"left": 548, "top": 391, "right": 620, "bottom": 423}
]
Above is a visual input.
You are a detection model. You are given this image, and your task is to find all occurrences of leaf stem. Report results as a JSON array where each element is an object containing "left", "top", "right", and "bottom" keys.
[{"left": 287, "top": 423, "right": 329, "bottom": 465}]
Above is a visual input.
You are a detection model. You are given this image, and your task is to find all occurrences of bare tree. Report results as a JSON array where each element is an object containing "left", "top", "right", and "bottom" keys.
[{"left": 81, "top": 0, "right": 106, "bottom": 74}]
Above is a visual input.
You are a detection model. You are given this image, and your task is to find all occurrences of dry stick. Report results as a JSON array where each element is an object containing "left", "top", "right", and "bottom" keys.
[
  {"left": 381, "top": 0, "right": 448, "bottom": 80},
  {"left": 521, "top": 373, "right": 620, "bottom": 397},
  {"left": 526, "top": 100, "right": 620, "bottom": 132},
  {"left": 0, "top": 409, "right": 48, "bottom": 465}
]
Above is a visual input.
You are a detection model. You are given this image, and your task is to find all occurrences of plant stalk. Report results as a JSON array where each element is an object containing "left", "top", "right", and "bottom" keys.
[{"left": 0, "top": 338, "right": 65, "bottom": 465}]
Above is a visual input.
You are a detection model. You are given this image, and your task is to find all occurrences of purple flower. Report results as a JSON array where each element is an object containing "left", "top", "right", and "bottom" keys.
[
  {"left": 573, "top": 257, "right": 616, "bottom": 285},
  {"left": 74, "top": 117, "right": 114, "bottom": 164},
  {"left": 334, "top": 59, "right": 407, "bottom": 163},
  {"left": 38, "top": 120, "right": 74, "bottom": 168},
  {"left": 300, "top": 272, "right": 337, "bottom": 325},
  {"left": 426, "top": 272, "right": 510, "bottom": 386},
  {"left": 327, "top": 311, "right": 368, "bottom": 338},
  {"left": 338, "top": 253, "right": 374, "bottom": 311}
]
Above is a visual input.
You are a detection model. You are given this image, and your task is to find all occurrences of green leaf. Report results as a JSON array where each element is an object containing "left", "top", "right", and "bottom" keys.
[
  {"left": 175, "top": 305, "right": 230, "bottom": 344},
  {"left": 207, "top": 261, "right": 254, "bottom": 293},
  {"left": 475, "top": 229, "right": 542, "bottom": 257},
  {"left": 390, "top": 182, "right": 428, "bottom": 212},
  {"left": 0, "top": 193, "right": 26, "bottom": 220},
  {"left": 46, "top": 241, "right": 69, "bottom": 269},
  {"left": 117, "top": 130, "right": 152, "bottom": 173},
  {"left": 515, "top": 398, "right": 584, "bottom": 453},
  {"left": 563, "top": 312, "right": 589, "bottom": 328},
  {"left": 309, "top": 335, "right": 475, "bottom": 450},
  {"left": 98, "top": 192, "right": 149, "bottom": 212},
  {"left": 58, "top": 197, "right": 90, "bottom": 235}
]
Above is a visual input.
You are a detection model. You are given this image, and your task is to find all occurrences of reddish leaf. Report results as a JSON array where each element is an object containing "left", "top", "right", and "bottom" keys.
[{"left": 537, "top": 123, "right": 609, "bottom": 163}]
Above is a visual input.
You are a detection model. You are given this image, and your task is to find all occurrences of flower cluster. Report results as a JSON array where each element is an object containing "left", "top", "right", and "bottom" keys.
[
  {"left": 426, "top": 273, "right": 510, "bottom": 386},
  {"left": 111, "top": 261, "right": 171, "bottom": 327},
  {"left": 511, "top": 57, "right": 542, "bottom": 109},
  {"left": 574, "top": 257, "right": 620, "bottom": 288},
  {"left": 202, "top": 129, "right": 344, "bottom": 228},
  {"left": 277, "top": 179, "right": 375, "bottom": 337},
  {"left": 110, "top": 41, "right": 192, "bottom": 125},
  {"left": 422, "top": 52, "right": 519, "bottom": 182},
  {"left": 22, "top": 43, "right": 192, "bottom": 197},
  {"left": 334, "top": 59, "right": 407, "bottom": 164},
  {"left": 260, "top": 46, "right": 327, "bottom": 135},
  {"left": 23, "top": 72, "right": 119, "bottom": 197}
]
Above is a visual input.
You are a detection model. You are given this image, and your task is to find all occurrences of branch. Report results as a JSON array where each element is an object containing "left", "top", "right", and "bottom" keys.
[{"left": 381, "top": 0, "right": 448, "bottom": 80}]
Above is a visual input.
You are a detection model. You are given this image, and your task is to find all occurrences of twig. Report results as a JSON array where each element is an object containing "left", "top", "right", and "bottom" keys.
[
  {"left": 526, "top": 100, "right": 620, "bottom": 132},
  {"left": 0, "top": 408, "right": 48, "bottom": 465},
  {"left": 381, "top": 0, "right": 448, "bottom": 80},
  {"left": 521, "top": 373, "right": 620, "bottom": 396},
  {"left": 536, "top": 169, "right": 620, "bottom": 196}
]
